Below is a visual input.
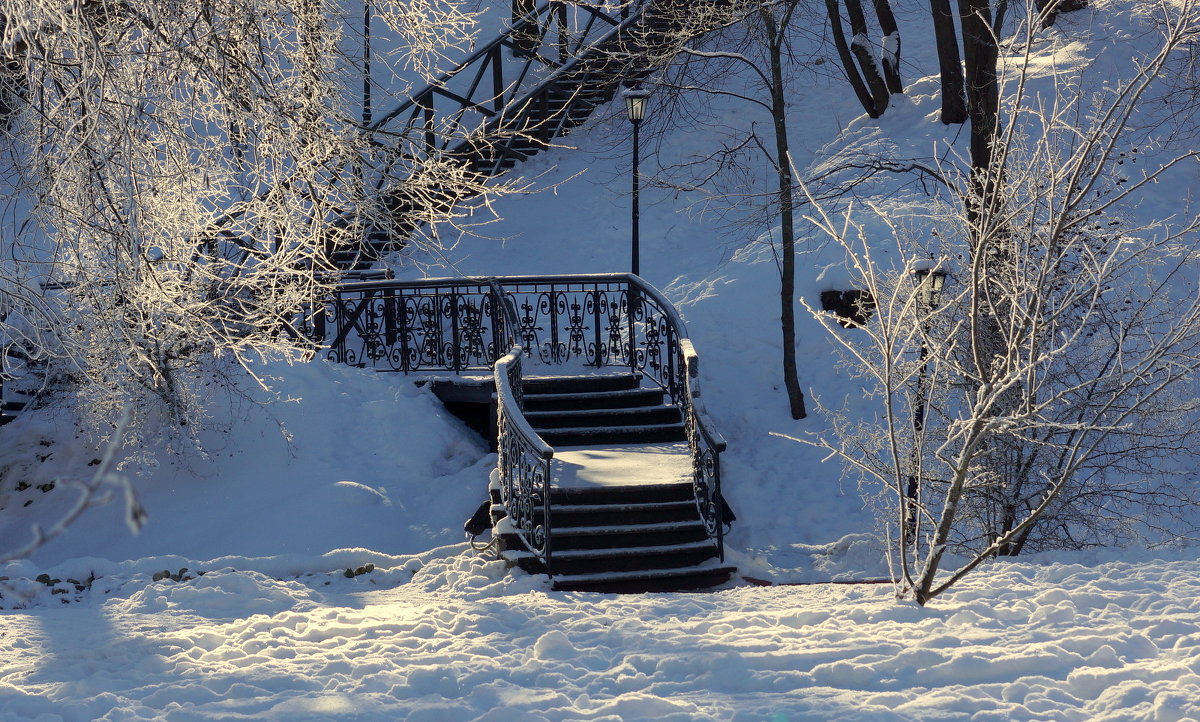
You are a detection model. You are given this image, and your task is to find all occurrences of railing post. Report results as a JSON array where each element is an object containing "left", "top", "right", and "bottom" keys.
[
  {"left": 384, "top": 291, "right": 397, "bottom": 348},
  {"left": 313, "top": 298, "right": 326, "bottom": 347},
  {"left": 398, "top": 288, "right": 411, "bottom": 372},
  {"left": 450, "top": 288, "right": 462, "bottom": 373},
  {"left": 491, "top": 46, "right": 504, "bottom": 114},
  {"left": 714, "top": 460, "right": 725, "bottom": 562},
  {"left": 626, "top": 279, "right": 638, "bottom": 373},
  {"left": 549, "top": 285, "right": 561, "bottom": 364},
  {"left": 423, "top": 98, "right": 435, "bottom": 156},
  {"left": 667, "top": 325, "right": 678, "bottom": 402},
  {"left": 490, "top": 283, "right": 503, "bottom": 365},
  {"left": 592, "top": 286, "right": 603, "bottom": 368}
]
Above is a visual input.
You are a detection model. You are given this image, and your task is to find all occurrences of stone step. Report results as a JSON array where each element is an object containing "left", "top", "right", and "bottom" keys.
[
  {"left": 549, "top": 540, "right": 718, "bottom": 576},
  {"left": 550, "top": 563, "right": 738, "bottom": 593},
  {"left": 523, "top": 387, "right": 667, "bottom": 412},
  {"left": 538, "top": 423, "right": 686, "bottom": 447},
  {"left": 551, "top": 499, "right": 698, "bottom": 527},
  {"left": 551, "top": 521, "right": 710, "bottom": 551},
  {"left": 527, "top": 404, "right": 683, "bottom": 429},
  {"left": 551, "top": 482, "right": 694, "bottom": 507}
]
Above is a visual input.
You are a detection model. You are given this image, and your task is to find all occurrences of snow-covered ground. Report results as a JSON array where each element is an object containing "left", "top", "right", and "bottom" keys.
[
  {"left": 5, "top": 548, "right": 1200, "bottom": 720},
  {"left": 5, "top": 1, "right": 1200, "bottom": 719}
]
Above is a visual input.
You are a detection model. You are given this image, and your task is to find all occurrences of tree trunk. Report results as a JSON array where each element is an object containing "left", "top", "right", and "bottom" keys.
[
  {"left": 930, "top": 0, "right": 967, "bottom": 124},
  {"left": 959, "top": 0, "right": 1001, "bottom": 220},
  {"left": 824, "top": 0, "right": 881, "bottom": 118},
  {"left": 873, "top": 0, "right": 904, "bottom": 95},
  {"left": 844, "top": 0, "right": 891, "bottom": 114},
  {"left": 765, "top": 9, "right": 807, "bottom": 420}
]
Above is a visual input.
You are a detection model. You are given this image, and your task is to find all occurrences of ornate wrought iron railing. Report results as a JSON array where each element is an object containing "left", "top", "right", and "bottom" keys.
[
  {"left": 317, "top": 278, "right": 506, "bottom": 372},
  {"left": 488, "top": 278, "right": 552, "bottom": 567},
  {"left": 493, "top": 345, "right": 554, "bottom": 568},
  {"left": 315, "top": 273, "right": 726, "bottom": 565}
]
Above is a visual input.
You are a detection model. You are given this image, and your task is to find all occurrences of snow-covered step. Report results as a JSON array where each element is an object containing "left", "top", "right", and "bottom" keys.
[
  {"left": 553, "top": 521, "right": 706, "bottom": 536},
  {"left": 552, "top": 523, "right": 711, "bottom": 551},
  {"left": 551, "top": 499, "right": 700, "bottom": 527},
  {"left": 549, "top": 540, "right": 718, "bottom": 576},
  {"left": 551, "top": 539, "right": 717, "bottom": 559},
  {"left": 551, "top": 562, "right": 739, "bottom": 593},
  {"left": 523, "top": 373, "right": 640, "bottom": 395},
  {"left": 523, "top": 387, "right": 667, "bottom": 411},
  {"left": 525, "top": 404, "right": 683, "bottom": 428},
  {"left": 537, "top": 422, "right": 686, "bottom": 447},
  {"left": 552, "top": 500, "right": 696, "bottom": 515}
]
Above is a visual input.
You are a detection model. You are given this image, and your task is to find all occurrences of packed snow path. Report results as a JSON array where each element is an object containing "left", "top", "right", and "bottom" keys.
[{"left": 4, "top": 551, "right": 1200, "bottom": 720}]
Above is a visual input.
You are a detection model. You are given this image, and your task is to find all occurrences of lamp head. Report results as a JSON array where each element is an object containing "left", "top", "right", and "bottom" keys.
[{"left": 623, "top": 88, "right": 650, "bottom": 124}]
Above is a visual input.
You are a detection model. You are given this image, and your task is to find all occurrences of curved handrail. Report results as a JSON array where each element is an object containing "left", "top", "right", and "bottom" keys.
[
  {"left": 489, "top": 279, "right": 554, "bottom": 570},
  {"left": 679, "top": 338, "right": 726, "bottom": 453},
  {"left": 494, "top": 350, "right": 552, "bottom": 459}
]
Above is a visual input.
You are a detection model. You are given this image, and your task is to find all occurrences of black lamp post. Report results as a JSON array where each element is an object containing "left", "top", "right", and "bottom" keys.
[
  {"left": 623, "top": 87, "right": 650, "bottom": 277},
  {"left": 905, "top": 267, "right": 947, "bottom": 545}
]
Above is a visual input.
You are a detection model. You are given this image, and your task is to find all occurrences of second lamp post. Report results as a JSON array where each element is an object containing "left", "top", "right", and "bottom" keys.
[{"left": 623, "top": 87, "right": 650, "bottom": 277}]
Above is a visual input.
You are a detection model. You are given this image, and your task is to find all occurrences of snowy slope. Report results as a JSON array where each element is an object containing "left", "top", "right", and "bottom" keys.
[{"left": 6, "top": 1, "right": 1200, "bottom": 720}]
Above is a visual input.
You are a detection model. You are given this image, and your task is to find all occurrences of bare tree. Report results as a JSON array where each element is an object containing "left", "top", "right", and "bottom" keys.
[
  {"left": 791, "top": 0, "right": 1200, "bottom": 605},
  {"left": 0, "top": 0, "right": 514, "bottom": 554},
  {"left": 633, "top": 0, "right": 835, "bottom": 420}
]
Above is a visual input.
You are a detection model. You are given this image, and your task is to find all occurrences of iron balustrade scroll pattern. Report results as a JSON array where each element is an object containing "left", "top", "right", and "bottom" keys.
[
  {"left": 316, "top": 274, "right": 727, "bottom": 562},
  {"left": 679, "top": 339, "right": 727, "bottom": 559},
  {"left": 321, "top": 280, "right": 507, "bottom": 372},
  {"left": 500, "top": 280, "right": 678, "bottom": 393},
  {"left": 494, "top": 347, "right": 553, "bottom": 566}
]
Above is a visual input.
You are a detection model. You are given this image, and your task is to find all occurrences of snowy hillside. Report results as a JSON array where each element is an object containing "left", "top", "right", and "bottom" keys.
[{"left": 5, "top": 0, "right": 1200, "bottom": 719}]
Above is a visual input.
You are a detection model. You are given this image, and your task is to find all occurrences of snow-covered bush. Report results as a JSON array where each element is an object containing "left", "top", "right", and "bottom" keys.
[
  {"left": 0, "top": 0, "right": 502, "bottom": 555},
  {"left": 796, "top": 0, "right": 1200, "bottom": 604},
  {"left": 0, "top": 0, "right": 489, "bottom": 445}
]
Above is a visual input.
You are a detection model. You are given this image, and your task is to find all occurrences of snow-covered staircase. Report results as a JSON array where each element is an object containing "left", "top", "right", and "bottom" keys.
[
  {"left": 0, "top": 339, "right": 46, "bottom": 425},
  {"left": 319, "top": 275, "right": 731, "bottom": 595},
  {"left": 490, "top": 372, "right": 732, "bottom": 592},
  {"left": 523, "top": 373, "right": 685, "bottom": 446},
  {"left": 499, "top": 478, "right": 735, "bottom": 593}
]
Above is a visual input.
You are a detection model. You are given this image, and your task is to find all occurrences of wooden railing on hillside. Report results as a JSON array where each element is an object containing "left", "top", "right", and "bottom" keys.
[{"left": 311, "top": 274, "right": 726, "bottom": 572}]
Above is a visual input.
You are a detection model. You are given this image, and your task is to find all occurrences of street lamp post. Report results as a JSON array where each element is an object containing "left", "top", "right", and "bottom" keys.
[
  {"left": 905, "top": 267, "right": 947, "bottom": 545},
  {"left": 623, "top": 87, "right": 650, "bottom": 277}
]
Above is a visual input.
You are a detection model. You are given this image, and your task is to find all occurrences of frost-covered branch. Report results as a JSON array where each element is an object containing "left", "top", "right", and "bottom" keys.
[{"left": 795, "top": 0, "right": 1200, "bottom": 606}]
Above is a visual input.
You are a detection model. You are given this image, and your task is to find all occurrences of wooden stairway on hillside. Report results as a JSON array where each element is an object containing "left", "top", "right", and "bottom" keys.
[{"left": 493, "top": 373, "right": 735, "bottom": 593}]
